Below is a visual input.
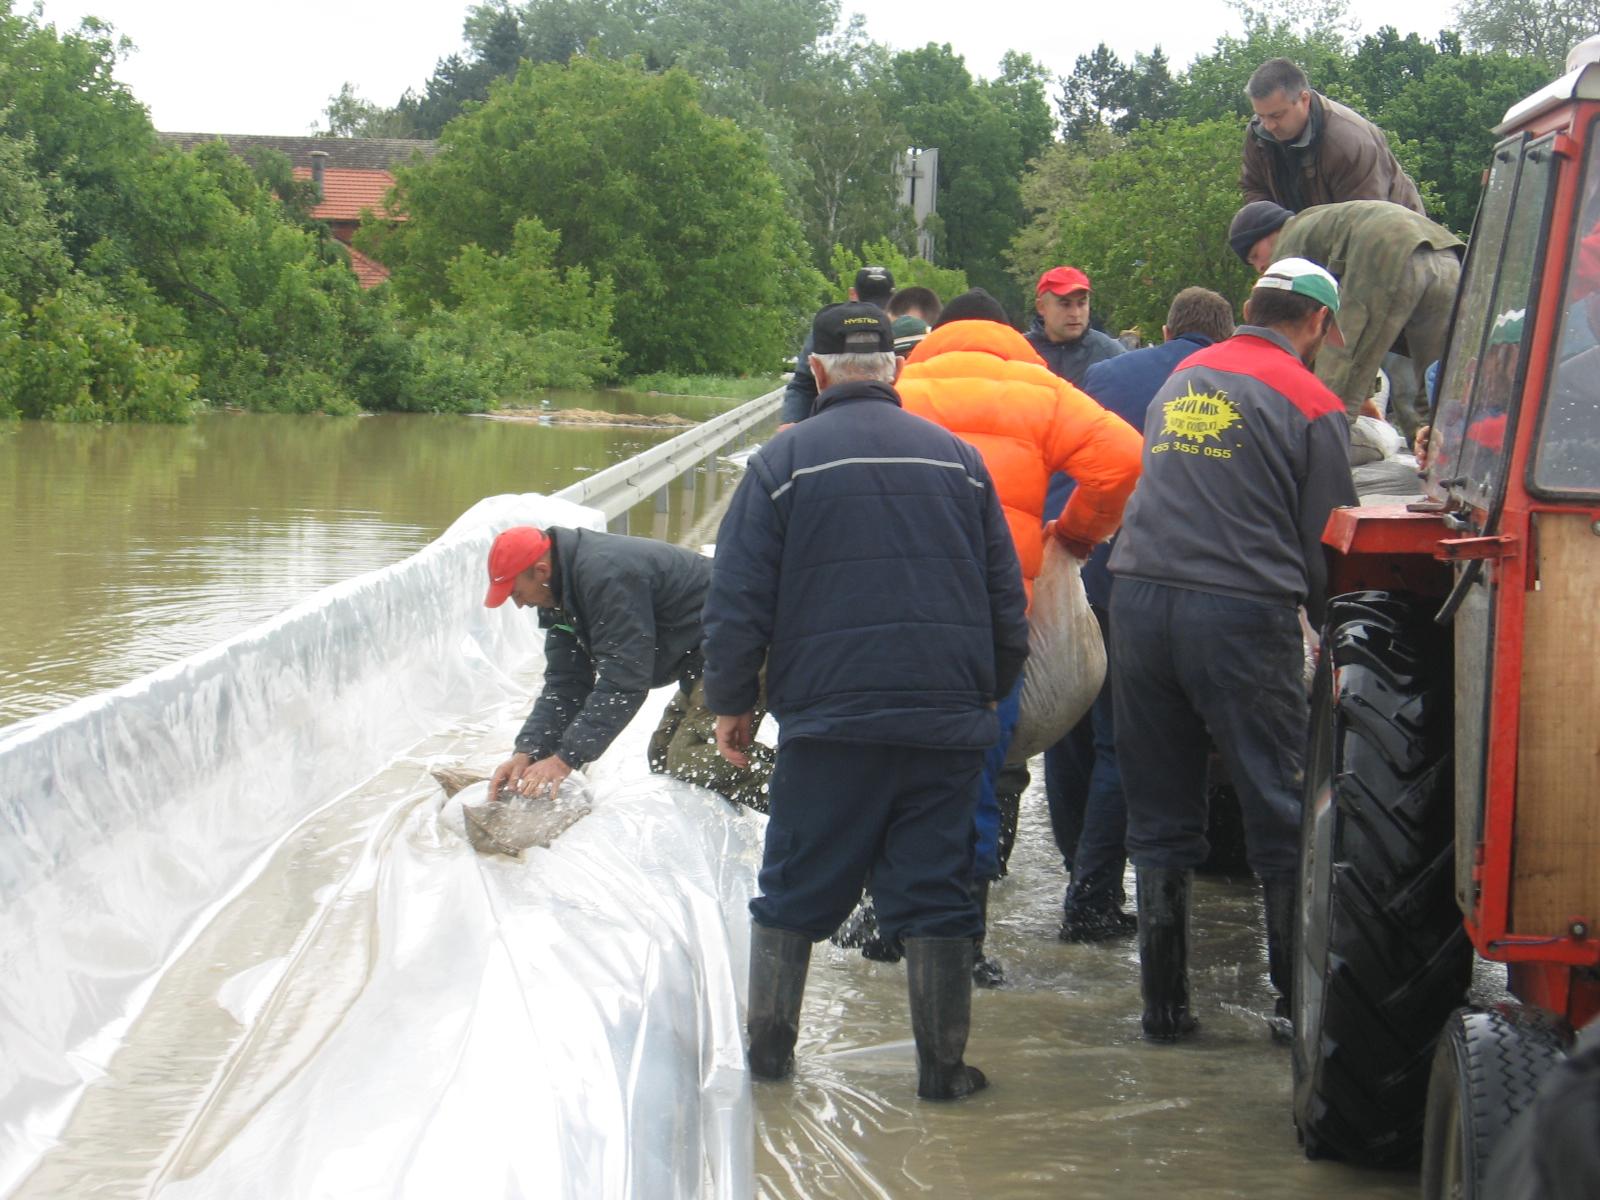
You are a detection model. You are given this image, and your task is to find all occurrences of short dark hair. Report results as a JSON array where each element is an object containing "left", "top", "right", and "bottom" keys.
[
  {"left": 1246, "top": 58, "right": 1310, "bottom": 102},
  {"left": 933, "top": 288, "right": 1010, "bottom": 328},
  {"left": 853, "top": 265, "right": 895, "bottom": 306},
  {"left": 1165, "top": 287, "right": 1235, "bottom": 344},
  {"left": 888, "top": 285, "right": 942, "bottom": 323},
  {"left": 1243, "top": 287, "right": 1323, "bottom": 330}
]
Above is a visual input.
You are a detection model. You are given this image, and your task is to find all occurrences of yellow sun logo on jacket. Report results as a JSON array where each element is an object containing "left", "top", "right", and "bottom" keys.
[{"left": 1161, "top": 385, "right": 1241, "bottom": 444}]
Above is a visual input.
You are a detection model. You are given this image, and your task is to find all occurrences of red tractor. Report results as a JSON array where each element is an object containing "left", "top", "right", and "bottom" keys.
[{"left": 1291, "top": 44, "right": 1600, "bottom": 1199}]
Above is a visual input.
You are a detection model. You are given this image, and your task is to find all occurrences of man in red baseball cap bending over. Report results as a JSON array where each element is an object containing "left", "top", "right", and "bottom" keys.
[{"left": 483, "top": 524, "right": 769, "bottom": 808}]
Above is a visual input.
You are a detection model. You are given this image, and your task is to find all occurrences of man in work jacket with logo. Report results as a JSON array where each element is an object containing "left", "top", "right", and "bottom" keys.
[
  {"left": 702, "top": 301, "right": 1029, "bottom": 1101},
  {"left": 897, "top": 287, "right": 1145, "bottom": 983},
  {"left": 482, "top": 525, "right": 770, "bottom": 808},
  {"left": 1107, "top": 259, "right": 1357, "bottom": 1043}
]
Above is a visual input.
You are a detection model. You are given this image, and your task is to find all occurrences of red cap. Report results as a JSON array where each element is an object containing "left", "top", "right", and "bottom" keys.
[
  {"left": 1037, "top": 266, "right": 1092, "bottom": 296},
  {"left": 484, "top": 526, "right": 551, "bottom": 608}
]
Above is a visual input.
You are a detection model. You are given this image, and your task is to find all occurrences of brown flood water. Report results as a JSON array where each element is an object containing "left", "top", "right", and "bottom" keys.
[
  {"left": 0, "top": 392, "right": 753, "bottom": 728},
  {"left": 4, "top": 393, "right": 1424, "bottom": 1198}
]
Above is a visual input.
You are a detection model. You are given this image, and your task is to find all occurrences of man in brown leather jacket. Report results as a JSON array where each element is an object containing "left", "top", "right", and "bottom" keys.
[{"left": 1240, "top": 58, "right": 1424, "bottom": 215}]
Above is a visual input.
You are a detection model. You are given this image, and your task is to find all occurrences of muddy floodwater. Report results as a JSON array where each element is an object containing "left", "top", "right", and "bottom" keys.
[
  {"left": 751, "top": 782, "right": 1418, "bottom": 1199},
  {"left": 4, "top": 393, "right": 1427, "bottom": 1197},
  {"left": 0, "top": 392, "right": 752, "bottom": 727}
]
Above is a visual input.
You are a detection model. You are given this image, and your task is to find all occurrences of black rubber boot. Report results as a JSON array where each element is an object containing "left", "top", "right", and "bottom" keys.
[
  {"left": 904, "top": 936, "right": 989, "bottom": 1100},
  {"left": 971, "top": 878, "right": 1005, "bottom": 988},
  {"left": 747, "top": 922, "right": 811, "bottom": 1080},
  {"left": 1136, "top": 866, "right": 1199, "bottom": 1042},
  {"left": 1261, "top": 875, "right": 1296, "bottom": 1044}
]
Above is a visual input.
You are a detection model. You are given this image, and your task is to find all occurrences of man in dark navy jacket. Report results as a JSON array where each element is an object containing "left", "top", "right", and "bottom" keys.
[
  {"left": 704, "top": 302, "right": 1029, "bottom": 1101},
  {"left": 1043, "top": 288, "right": 1236, "bottom": 943}
]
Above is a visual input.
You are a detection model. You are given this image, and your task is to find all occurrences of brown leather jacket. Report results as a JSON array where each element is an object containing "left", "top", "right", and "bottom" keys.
[{"left": 1241, "top": 91, "right": 1424, "bottom": 215}]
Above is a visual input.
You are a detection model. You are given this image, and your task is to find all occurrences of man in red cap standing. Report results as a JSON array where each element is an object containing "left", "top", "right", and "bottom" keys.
[
  {"left": 482, "top": 525, "right": 769, "bottom": 808},
  {"left": 1025, "top": 266, "right": 1126, "bottom": 388}
]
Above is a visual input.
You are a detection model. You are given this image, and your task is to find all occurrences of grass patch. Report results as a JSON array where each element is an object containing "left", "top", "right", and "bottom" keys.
[{"left": 617, "top": 372, "right": 785, "bottom": 401}]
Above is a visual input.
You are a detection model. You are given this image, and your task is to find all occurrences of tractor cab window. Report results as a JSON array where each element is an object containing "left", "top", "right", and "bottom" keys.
[
  {"left": 1532, "top": 119, "right": 1600, "bottom": 497},
  {"left": 1427, "top": 134, "right": 1556, "bottom": 513}
]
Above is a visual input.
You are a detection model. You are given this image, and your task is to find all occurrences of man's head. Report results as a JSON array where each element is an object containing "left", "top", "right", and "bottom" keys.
[
  {"left": 484, "top": 525, "right": 554, "bottom": 609},
  {"left": 1243, "top": 257, "right": 1345, "bottom": 366},
  {"left": 1228, "top": 200, "right": 1295, "bottom": 271},
  {"left": 808, "top": 301, "right": 897, "bottom": 390},
  {"left": 934, "top": 287, "right": 1011, "bottom": 328},
  {"left": 1163, "top": 287, "right": 1235, "bottom": 345},
  {"left": 1246, "top": 58, "right": 1313, "bottom": 143},
  {"left": 1034, "top": 266, "right": 1093, "bottom": 344},
  {"left": 888, "top": 285, "right": 942, "bottom": 325},
  {"left": 850, "top": 265, "right": 895, "bottom": 307}
]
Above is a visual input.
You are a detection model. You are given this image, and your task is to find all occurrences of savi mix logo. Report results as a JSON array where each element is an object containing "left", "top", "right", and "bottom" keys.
[{"left": 1152, "top": 384, "right": 1242, "bottom": 460}]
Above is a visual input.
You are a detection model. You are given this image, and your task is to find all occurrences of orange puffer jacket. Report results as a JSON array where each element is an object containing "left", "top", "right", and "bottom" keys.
[{"left": 898, "top": 320, "right": 1144, "bottom": 595}]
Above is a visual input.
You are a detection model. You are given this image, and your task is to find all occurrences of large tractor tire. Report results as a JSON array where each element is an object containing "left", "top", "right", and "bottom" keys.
[
  {"left": 1292, "top": 591, "right": 1472, "bottom": 1164},
  {"left": 1420, "top": 1005, "right": 1569, "bottom": 1199}
]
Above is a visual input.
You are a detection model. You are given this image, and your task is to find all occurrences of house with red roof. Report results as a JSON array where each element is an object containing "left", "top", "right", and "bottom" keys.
[{"left": 159, "top": 134, "right": 439, "bottom": 288}]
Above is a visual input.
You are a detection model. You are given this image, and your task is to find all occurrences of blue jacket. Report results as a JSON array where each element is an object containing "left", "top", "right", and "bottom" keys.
[
  {"left": 1046, "top": 333, "right": 1213, "bottom": 607},
  {"left": 779, "top": 330, "right": 818, "bottom": 423},
  {"left": 704, "top": 379, "right": 1029, "bottom": 750},
  {"left": 1024, "top": 319, "right": 1125, "bottom": 387}
]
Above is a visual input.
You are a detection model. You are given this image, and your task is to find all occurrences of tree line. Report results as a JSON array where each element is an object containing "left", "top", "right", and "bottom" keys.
[{"left": 0, "top": 0, "right": 1586, "bottom": 419}]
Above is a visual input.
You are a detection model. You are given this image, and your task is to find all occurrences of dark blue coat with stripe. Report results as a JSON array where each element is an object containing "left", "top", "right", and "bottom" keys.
[{"left": 703, "top": 379, "right": 1029, "bottom": 751}]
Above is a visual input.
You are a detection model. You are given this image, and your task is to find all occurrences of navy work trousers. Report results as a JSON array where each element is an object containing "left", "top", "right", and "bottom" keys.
[
  {"left": 750, "top": 738, "right": 985, "bottom": 943},
  {"left": 1109, "top": 579, "right": 1306, "bottom": 882},
  {"left": 1043, "top": 605, "right": 1128, "bottom": 912}
]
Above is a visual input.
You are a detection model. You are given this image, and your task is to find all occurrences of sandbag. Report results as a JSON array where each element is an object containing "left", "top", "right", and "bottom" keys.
[
  {"left": 460, "top": 777, "right": 592, "bottom": 857},
  {"left": 1007, "top": 540, "right": 1106, "bottom": 763}
]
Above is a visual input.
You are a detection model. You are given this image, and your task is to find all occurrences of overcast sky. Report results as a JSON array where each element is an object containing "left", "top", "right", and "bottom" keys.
[{"left": 36, "top": 0, "right": 1464, "bottom": 136}]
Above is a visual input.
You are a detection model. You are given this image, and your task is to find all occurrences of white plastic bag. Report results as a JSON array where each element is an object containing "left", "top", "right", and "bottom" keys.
[{"left": 1007, "top": 539, "right": 1106, "bottom": 762}]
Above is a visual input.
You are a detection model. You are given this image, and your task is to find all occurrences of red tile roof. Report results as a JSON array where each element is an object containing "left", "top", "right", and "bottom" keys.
[
  {"left": 292, "top": 166, "right": 397, "bottom": 222},
  {"left": 345, "top": 244, "right": 390, "bottom": 289}
]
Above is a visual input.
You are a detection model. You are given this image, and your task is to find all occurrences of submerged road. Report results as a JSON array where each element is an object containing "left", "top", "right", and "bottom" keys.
[{"left": 752, "top": 779, "right": 1415, "bottom": 1198}]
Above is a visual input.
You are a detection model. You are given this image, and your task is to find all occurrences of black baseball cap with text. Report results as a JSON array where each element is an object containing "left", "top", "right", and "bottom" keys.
[{"left": 812, "top": 302, "right": 895, "bottom": 354}]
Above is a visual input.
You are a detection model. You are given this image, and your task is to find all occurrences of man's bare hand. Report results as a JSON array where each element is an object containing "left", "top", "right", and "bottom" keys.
[
  {"left": 1413, "top": 424, "right": 1432, "bottom": 470},
  {"left": 715, "top": 712, "right": 755, "bottom": 768},
  {"left": 515, "top": 754, "right": 572, "bottom": 798},
  {"left": 489, "top": 752, "right": 531, "bottom": 801}
]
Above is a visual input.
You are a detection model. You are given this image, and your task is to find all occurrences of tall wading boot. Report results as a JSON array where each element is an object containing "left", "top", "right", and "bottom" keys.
[
  {"left": 746, "top": 922, "right": 812, "bottom": 1080},
  {"left": 1136, "top": 866, "right": 1199, "bottom": 1042},
  {"left": 1261, "top": 875, "right": 1297, "bottom": 1045},
  {"left": 903, "top": 936, "right": 989, "bottom": 1100},
  {"left": 971, "top": 878, "right": 1005, "bottom": 989}
]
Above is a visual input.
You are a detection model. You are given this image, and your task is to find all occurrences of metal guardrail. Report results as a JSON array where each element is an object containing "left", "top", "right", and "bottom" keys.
[{"left": 554, "top": 386, "right": 783, "bottom": 524}]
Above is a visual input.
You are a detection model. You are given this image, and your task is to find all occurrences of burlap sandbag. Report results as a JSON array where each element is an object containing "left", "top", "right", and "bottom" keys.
[{"left": 1007, "top": 539, "right": 1106, "bottom": 763}]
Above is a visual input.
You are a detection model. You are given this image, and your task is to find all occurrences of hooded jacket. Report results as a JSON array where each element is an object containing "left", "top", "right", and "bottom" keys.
[
  {"left": 1241, "top": 91, "right": 1424, "bottom": 215},
  {"left": 897, "top": 320, "right": 1144, "bottom": 596},
  {"left": 514, "top": 527, "right": 711, "bottom": 768}
]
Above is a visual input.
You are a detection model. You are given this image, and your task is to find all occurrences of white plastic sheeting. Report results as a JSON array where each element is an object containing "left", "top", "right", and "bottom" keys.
[{"left": 0, "top": 493, "right": 757, "bottom": 1197}]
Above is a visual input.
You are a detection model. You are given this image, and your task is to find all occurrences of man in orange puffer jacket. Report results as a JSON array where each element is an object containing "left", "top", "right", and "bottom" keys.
[{"left": 897, "top": 287, "right": 1144, "bottom": 980}]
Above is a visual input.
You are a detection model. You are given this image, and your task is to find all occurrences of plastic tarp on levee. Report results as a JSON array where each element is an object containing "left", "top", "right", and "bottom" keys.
[{"left": 0, "top": 495, "right": 762, "bottom": 1198}]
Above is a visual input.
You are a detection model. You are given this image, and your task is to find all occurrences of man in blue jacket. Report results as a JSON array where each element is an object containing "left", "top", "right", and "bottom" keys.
[
  {"left": 1024, "top": 265, "right": 1126, "bottom": 387},
  {"left": 1045, "top": 287, "right": 1237, "bottom": 943},
  {"left": 703, "top": 302, "right": 1029, "bottom": 1101}
]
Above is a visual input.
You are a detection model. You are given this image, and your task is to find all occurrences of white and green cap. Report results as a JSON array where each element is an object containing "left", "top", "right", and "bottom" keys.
[{"left": 1254, "top": 256, "right": 1344, "bottom": 344}]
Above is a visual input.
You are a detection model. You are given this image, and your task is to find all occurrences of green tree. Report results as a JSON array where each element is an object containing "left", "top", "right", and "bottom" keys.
[
  {"left": 886, "top": 43, "right": 1039, "bottom": 297},
  {"left": 1379, "top": 47, "right": 1551, "bottom": 232},
  {"left": 320, "top": 83, "right": 420, "bottom": 138},
  {"left": 827, "top": 238, "right": 968, "bottom": 304},
  {"left": 1025, "top": 119, "right": 1255, "bottom": 342},
  {"left": 0, "top": 127, "right": 72, "bottom": 309},
  {"left": 1454, "top": 0, "right": 1600, "bottom": 68},
  {"left": 372, "top": 56, "right": 824, "bottom": 374},
  {"left": 1058, "top": 44, "right": 1131, "bottom": 141}
]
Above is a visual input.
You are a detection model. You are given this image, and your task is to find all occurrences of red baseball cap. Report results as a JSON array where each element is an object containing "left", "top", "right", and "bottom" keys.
[
  {"left": 1037, "top": 266, "right": 1092, "bottom": 296},
  {"left": 484, "top": 526, "right": 551, "bottom": 608}
]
